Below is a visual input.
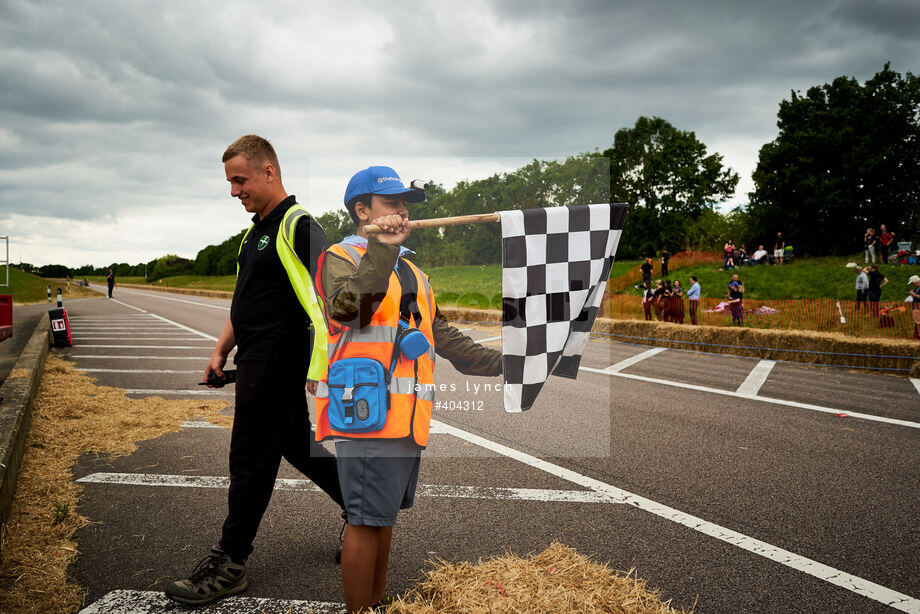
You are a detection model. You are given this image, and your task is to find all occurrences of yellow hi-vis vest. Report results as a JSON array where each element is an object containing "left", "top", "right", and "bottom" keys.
[
  {"left": 237, "top": 204, "right": 328, "bottom": 381},
  {"left": 314, "top": 242, "right": 437, "bottom": 447}
]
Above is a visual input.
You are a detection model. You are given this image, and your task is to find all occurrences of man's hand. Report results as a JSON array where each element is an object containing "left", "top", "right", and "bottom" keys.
[
  {"left": 371, "top": 214, "right": 411, "bottom": 245},
  {"left": 204, "top": 352, "right": 227, "bottom": 387}
]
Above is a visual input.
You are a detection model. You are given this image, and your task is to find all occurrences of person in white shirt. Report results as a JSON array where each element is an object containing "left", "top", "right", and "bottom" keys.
[
  {"left": 686, "top": 276, "right": 701, "bottom": 325},
  {"left": 855, "top": 266, "right": 869, "bottom": 312},
  {"left": 751, "top": 245, "right": 768, "bottom": 264}
]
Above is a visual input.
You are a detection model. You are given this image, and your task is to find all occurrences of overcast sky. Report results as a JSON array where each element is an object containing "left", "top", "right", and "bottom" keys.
[{"left": 1, "top": 0, "right": 918, "bottom": 267}]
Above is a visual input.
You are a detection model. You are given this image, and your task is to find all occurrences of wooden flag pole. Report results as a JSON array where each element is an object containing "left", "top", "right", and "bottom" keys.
[{"left": 364, "top": 212, "right": 500, "bottom": 234}]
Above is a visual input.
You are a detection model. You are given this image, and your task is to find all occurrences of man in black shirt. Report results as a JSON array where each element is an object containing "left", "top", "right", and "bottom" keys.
[
  {"left": 866, "top": 265, "right": 888, "bottom": 317},
  {"left": 640, "top": 257, "right": 653, "bottom": 286},
  {"left": 165, "top": 135, "right": 344, "bottom": 606}
]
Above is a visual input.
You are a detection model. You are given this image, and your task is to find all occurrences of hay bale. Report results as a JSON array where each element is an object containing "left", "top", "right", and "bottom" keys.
[
  {"left": 385, "top": 542, "right": 691, "bottom": 614},
  {"left": 0, "top": 355, "right": 229, "bottom": 614}
]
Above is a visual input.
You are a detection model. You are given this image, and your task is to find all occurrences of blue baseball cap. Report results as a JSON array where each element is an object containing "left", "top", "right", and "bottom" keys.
[{"left": 344, "top": 166, "right": 426, "bottom": 207}]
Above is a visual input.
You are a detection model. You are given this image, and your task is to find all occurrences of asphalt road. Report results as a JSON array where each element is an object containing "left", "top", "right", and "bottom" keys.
[{"left": 41, "top": 285, "right": 920, "bottom": 613}]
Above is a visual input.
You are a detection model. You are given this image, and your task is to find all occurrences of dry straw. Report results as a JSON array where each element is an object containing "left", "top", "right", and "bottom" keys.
[
  {"left": 384, "top": 541, "right": 692, "bottom": 614},
  {"left": 0, "top": 355, "right": 230, "bottom": 614}
]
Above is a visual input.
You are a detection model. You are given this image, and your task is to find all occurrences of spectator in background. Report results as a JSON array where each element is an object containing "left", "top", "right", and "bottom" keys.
[
  {"left": 751, "top": 245, "right": 768, "bottom": 265},
  {"left": 867, "top": 264, "right": 887, "bottom": 316},
  {"left": 641, "top": 257, "right": 653, "bottom": 286},
  {"left": 723, "top": 239, "right": 735, "bottom": 269},
  {"left": 727, "top": 278, "right": 744, "bottom": 326},
  {"left": 661, "top": 248, "right": 671, "bottom": 277},
  {"left": 737, "top": 244, "right": 749, "bottom": 266},
  {"left": 672, "top": 279, "right": 686, "bottom": 324},
  {"left": 879, "top": 225, "right": 895, "bottom": 265},
  {"left": 652, "top": 279, "right": 666, "bottom": 321},
  {"left": 687, "top": 276, "right": 701, "bottom": 325},
  {"left": 774, "top": 232, "right": 785, "bottom": 266},
  {"left": 662, "top": 279, "right": 674, "bottom": 322},
  {"left": 641, "top": 281, "right": 654, "bottom": 321},
  {"left": 106, "top": 269, "right": 115, "bottom": 298},
  {"left": 908, "top": 275, "right": 920, "bottom": 340},
  {"left": 864, "top": 228, "right": 878, "bottom": 264},
  {"left": 854, "top": 266, "right": 869, "bottom": 313}
]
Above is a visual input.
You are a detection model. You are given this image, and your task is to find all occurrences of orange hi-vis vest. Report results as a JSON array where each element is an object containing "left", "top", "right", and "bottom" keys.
[{"left": 314, "top": 241, "right": 437, "bottom": 447}]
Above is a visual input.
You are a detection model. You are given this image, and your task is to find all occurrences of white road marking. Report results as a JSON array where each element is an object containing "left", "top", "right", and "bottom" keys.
[
  {"left": 911, "top": 378, "right": 920, "bottom": 396},
  {"left": 78, "top": 589, "right": 344, "bottom": 614},
  {"left": 181, "top": 420, "right": 226, "bottom": 428},
  {"left": 146, "top": 312, "right": 220, "bottom": 342},
  {"left": 124, "top": 388, "right": 232, "bottom": 396},
  {"left": 601, "top": 346, "right": 667, "bottom": 374},
  {"left": 431, "top": 419, "right": 920, "bottom": 613},
  {"left": 79, "top": 369, "right": 200, "bottom": 374},
  {"left": 76, "top": 472, "right": 620, "bottom": 504},
  {"left": 476, "top": 335, "right": 502, "bottom": 344},
  {"left": 736, "top": 359, "right": 777, "bottom": 396},
  {"left": 71, "top": 336, "right": 205, "bottom": 340},
  {"left": 111, "top": 299, "right": 147, "bottom": 313},
  {"left": 114, "top": 287, "right": 231, "bottom": 311},
  {"left": 580, "top": 366, "right": 920, "bottom": 430},
  {"left": 69, "top": 355, "right": 212, "bottom": 360},
  {"left": 75, "top": 344, "right": 213, "bottom": 349}
]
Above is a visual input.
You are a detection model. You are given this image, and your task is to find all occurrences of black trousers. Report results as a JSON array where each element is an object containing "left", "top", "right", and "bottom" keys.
[
  {"left": 219, "top": 359, "right": 344, "bottom": 561},
  {"left": 107, "top": 283, "right": 114, "bottom": 298}
]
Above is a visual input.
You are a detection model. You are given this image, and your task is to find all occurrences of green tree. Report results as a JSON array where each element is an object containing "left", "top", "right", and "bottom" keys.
[
  {"left": 599, "top": 116, "right": 739, "bottom": 259},
  {"left": 748, "top": 63, "right": 920, "bottom": 255}
]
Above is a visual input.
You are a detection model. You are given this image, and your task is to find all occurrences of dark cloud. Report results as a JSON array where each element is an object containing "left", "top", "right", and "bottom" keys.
[{"left": 0, "top": 0, "right": 916, "bottom": 265}]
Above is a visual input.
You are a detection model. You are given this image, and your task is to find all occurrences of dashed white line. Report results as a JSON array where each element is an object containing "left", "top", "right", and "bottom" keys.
[
  {"left": 70, "top": 355, "right": 212, "bottom": 360},
  {"left": 74, "top": 344, "right": 213, "bottom": 349},
  {"left": 75, "top": 472, "right": 620, "bottom": 504},
  {"left": 736, "top": 359, "right": 777, "bottom": 396},
  {"left": 124, "top": 388, "right": 232, "bottom": 396},
  {"left": 181, "top": 420, "right": 226, "bottom": 429},
  {"left": 79, "top": 369, "right": 199, "bottom": 374},
  {"left": 476, "top": 335, "right": 502, "bottom": 344},
  {"left": 580, "top": 366, "right": 920, "bottom": 429},
  {"left": 601, "top": 346, "right": 667, "bottom": 374},
  {"left": 78, "top": 589, "right": 344, "bottom": 614}
]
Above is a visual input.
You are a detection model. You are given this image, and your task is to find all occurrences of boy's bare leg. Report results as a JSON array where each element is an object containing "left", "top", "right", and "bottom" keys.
[
  {"left": 342, "top": 524, "right": 382, "bottom": 613},
  {"left": 372, "top": 527, "right": 393, "bottom": 604}
]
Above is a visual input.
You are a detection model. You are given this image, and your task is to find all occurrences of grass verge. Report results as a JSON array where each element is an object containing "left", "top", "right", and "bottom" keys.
[
  {"left": 6, "top": 269, "right": 100, "bottom": 304},
  {"left": 0, "top": 355, "right": 230, "bottom": 614}
]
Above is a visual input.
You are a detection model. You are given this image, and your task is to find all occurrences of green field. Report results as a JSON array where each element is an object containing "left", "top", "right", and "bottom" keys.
[
  {"left": 5, "top": 269, "right": 100, "bottom": 304},
  {"left": 618, "top": 254, "right": 920, "bottom": 300},
  {"left": 81, "top": 254, "right": 920, "bottom": 306}
]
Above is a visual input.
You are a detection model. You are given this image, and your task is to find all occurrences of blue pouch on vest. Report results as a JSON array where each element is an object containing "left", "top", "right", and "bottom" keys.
[
  {"left": 327, "top": 357, "right": 390, "bottom": 433},
  {"left": 398, "top": 318, "right": 429, "bottom": 360}
]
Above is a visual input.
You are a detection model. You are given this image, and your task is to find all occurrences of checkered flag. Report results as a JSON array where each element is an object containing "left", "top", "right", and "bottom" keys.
[{"left": 499, "top": 203, "right": 627, "bottom": 412}]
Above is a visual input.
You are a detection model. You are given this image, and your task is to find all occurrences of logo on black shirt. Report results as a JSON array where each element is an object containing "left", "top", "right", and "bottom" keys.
[{"left": 257, "top": 235, "right": 270, "bottom": 250}]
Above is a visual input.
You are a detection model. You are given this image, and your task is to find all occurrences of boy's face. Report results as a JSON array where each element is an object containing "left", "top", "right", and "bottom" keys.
[{"left": 356, "top": 194, "right": 409, "bottom": 224}]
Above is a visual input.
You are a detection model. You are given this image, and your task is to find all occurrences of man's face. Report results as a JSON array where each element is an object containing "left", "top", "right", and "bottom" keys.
[
  {"left": 224, "top": 155, "right": 274, "bottom": 216},
  {"left": 732, "top": 274, "right": 739, "bottom": 282},
  {"left": 357, "top": 194, "right": 409, "bottom": 223}
]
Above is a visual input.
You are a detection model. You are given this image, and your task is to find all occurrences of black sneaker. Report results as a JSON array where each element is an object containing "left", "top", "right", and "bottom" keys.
[{"left": 164, "top": 546, "right": 248, "bottom": 605}]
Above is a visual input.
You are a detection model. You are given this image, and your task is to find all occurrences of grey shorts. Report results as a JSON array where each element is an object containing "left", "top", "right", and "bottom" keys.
[{"left": 334, "top": 438, "right": 422, "bottom": 527}]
